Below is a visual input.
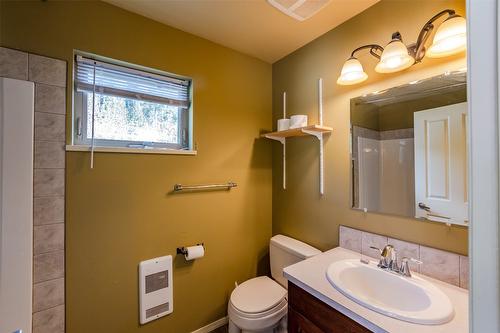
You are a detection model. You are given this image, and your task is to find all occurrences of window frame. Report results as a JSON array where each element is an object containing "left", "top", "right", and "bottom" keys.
[{"left": 70, "top": 51, "right": 194, "bottom": 154}]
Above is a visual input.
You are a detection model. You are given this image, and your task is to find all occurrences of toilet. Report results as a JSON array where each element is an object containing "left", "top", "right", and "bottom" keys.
[{"left": 228, "top": 235, "right": 321, "bottom": 333}]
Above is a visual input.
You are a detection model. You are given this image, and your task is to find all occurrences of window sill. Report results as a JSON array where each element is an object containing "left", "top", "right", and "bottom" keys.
[{"left": 66, "top": 145, "right": 197, "bottom": 156}]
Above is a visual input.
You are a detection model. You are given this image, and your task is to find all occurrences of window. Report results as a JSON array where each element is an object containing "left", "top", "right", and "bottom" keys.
[{"left": 72, "top": 54, "right": 192, "bottom": 152}]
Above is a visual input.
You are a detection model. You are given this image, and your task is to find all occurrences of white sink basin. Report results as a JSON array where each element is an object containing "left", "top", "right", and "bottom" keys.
[{"left": 326, "top": 259, "right": 454, "bottom": 325}]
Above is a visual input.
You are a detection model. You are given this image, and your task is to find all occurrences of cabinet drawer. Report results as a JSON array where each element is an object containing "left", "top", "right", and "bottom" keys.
[
  {"left": 288, "top": 282, "right": 372, "bottom": 333},
  {"left": 288, "top": 307, "right": 324, "bottom": 333}
]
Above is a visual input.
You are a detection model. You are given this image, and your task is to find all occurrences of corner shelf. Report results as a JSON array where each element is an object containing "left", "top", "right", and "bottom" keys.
[{"left": 263, "top": 79, "right": 331, "bottom": 195}]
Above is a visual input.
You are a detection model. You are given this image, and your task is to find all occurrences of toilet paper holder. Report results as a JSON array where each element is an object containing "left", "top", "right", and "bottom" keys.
[{"left": 176, "top": 243, "right": 204, "bottom": 256}]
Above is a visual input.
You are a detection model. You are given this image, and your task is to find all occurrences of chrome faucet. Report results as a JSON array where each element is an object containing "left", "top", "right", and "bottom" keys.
[
  {"left": 370, "top": 244, "right": 397, "bottom": 270},
  {"left": 370, "top": 244, "right": 422, "bottom": 277}
]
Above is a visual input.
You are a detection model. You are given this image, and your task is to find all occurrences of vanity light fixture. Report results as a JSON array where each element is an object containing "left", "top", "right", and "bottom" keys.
[
  {"left": 337, "top": 44, "right": 383, "bottom": 85},
  {"left": 426, "top": 14, "right": 467, "bottom": 58},
  {"left": 337, "top": 9, "right": 467, "bottom": 85},
  {"left": 337, "top": 56, "right": 369, "bottom": 85},
  {"left": 374, "top": 32, "right": 415, "bottom": 73}
]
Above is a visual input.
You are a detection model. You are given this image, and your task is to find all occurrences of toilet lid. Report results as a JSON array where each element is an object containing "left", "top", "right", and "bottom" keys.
[{"left": 230, "top": 276, "right": 287, "bottom": 314}]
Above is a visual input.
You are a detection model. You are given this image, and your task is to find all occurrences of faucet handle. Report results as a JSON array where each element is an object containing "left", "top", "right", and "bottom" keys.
[
  {"left": 400, "top": 257, "right": 423, "bottom": 277},
  {"left": 402, "top": 257, "right": 423, "bottom": 264},
  {"left": 370, "top": 245, "right": 396, "bottom": 269},
  {"left": 369, "top": 245, "right": 395, "bottom": 256}
]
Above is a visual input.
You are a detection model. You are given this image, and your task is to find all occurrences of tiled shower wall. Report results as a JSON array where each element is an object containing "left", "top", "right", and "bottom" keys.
[
  {"left": 339, "top": 225, "right": 469, "bottom": 289},
  {"left": 0, "top": 47, "right": 66, "bottom": 333}
]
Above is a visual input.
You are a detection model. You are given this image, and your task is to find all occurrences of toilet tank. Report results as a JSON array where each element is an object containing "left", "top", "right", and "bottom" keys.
[{"left": 270, "top": 235, "right": 321, "bottom": 288}]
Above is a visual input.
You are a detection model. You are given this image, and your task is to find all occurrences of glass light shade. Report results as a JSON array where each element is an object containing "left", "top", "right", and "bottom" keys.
[
  {"left": 427, "top": 15, "right": 467, "bottom": 58},
  {"left": 375, "top": 39, "right": 415, "bottom": 73},
  {"left": 337, "top": 58, "right": 368, "bottom": 85}
]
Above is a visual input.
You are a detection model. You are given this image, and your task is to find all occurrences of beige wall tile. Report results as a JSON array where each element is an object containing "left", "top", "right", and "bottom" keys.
[
  {"left": 33, "top": 278, "right": 65, "bottom": 312},
  {"left": 35, "top": 141, "right": 65, "bottom": 169},
  {"left": 34, "top": 169, "right": 65, "bottom": 197},
  {"left": 460, "top": 256, "right": 469, "bottom": 289},
  {"left": 34, "top": 250, "right": 64, "bottom": 283},
  {"left": 34, "top": 224, "right": 64, "bottom": 254},
  {"left": 361, "top": 232, "right": 388, "bottom": 259},
  {"left": 35, "top": 112, "right": 65, "bottom": 142},
  {"left": 339, "top": 226, "right": 362, "bottom": 253},
  {"left": 29, "top": 54, "right": 66, "bottom": 87},
  {"left": 420, "top": 246, "right": 460, "bottom": 286},
  {"left": 35, "top": 83, "right": 66, "bottom": 115},
  {"left": 33, "top": 304, "right": 65, "bottom": 333},
  {"left": 0, "top": 47, "right": 28, "bottom": 80},
  {"left": 389, "top": 238, "right": 421, "bottom": 273},
  {"left": 34, "top": 196, "right": 65, "bottom": 225},
  {"left": 380, "top": 128, "right": 414, "bottom": 140}
]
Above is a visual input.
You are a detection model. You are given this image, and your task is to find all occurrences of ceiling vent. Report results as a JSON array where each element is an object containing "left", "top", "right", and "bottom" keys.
[{"left": 267, "top": 0, "right": 332, "bottom": 21}]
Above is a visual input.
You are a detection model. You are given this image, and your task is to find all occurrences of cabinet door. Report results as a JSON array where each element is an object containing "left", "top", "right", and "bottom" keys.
[
  {"left": 288, "top": 282, "right": 372, "bottom": 333},
  {"left": 288, "top": 307, "right": 324, "bottom": 333}
]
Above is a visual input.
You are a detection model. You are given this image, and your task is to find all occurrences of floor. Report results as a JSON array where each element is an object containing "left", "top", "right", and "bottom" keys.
[{"left": 211, "top": 325, "right": 228, "bottom": 333}]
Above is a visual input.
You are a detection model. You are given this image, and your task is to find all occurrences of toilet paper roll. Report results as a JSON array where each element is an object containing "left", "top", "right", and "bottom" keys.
[
  {"left": 289, "top": 115, "right": 308, "bottom": 129},
  {"left": 184, "top": 245, "right": 205, "bottom": 261},
  {"left": 277, "top": 119, "right": 290, "bottom": 131}
]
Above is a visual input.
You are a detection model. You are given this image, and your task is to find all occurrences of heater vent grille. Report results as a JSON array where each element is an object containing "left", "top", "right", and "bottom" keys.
[
  {"left": 145, "top": 270, "right": 168, "bottom": 294},
  {"left": 267, "top": 0, "right": 331, "bottom": 21},
  {"left": 146, "top": 302, "right": 170, "bottom": 319}
]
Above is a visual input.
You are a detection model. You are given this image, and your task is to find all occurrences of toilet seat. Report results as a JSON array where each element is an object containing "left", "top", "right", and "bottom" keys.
[
  {"left": 230, "top": 297, "right": 288, "bottom": 319},
  {"left": 228, "top": 276, "right": 288, "bottom": 331},
  {"left": 230, "top": 276, "right": 287, "bottom": 314}
]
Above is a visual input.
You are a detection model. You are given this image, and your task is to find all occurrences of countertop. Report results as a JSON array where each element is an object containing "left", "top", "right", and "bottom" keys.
[{"left": 283, "top": 247, "right": 468, "bottom": 333}]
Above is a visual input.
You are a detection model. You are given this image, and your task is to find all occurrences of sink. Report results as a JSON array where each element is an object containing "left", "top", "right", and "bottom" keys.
[{"left": 326, "top": 259, "right": 454, "bottom": 325}]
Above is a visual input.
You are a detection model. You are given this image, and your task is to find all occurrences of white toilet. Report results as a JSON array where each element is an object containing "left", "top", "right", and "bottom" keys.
[{"left": 228, "top": 235, "right": 321, "bottom": 333}]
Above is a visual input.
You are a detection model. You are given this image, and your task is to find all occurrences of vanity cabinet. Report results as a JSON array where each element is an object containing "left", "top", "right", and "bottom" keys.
[{"left": 288, "top": 282, "right": 372, "bottom": 333}]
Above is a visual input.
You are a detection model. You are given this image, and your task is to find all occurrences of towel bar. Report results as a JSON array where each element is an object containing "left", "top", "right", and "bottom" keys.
[{"left": 173, "top": 181, "right": 237, "bottom": 192}]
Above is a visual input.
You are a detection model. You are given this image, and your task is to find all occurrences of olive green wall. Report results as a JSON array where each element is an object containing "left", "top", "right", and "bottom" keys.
[
  {"left": 1, "top": 1, "right": 272, "bottom": 333},
  {"left": 352, "top": 88, "right": 467, "bottom": 131},
  {"left": 272, "top": 0, "right": 468, "bottom": 255}
]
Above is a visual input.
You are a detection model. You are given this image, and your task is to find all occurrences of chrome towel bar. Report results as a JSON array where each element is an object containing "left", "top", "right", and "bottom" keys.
[{"left": 173, "top": 181, "right": 237, "bottom": 192}]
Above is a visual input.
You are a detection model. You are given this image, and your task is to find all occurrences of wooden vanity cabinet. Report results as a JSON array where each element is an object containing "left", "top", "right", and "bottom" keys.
[{"left": 288, "top": 282, "right": 373, "bottom": 333}]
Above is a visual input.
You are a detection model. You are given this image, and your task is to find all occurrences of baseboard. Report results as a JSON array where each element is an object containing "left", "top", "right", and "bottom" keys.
[{"left": 191, "top": 316, "right": 229, "bottom": 333}]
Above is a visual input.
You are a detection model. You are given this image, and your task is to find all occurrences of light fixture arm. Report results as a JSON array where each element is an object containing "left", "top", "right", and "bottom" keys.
[
  {"left": 412, "top": 9, "right": 456, "bottom": 62},
  {"left": 350, "top": 44, "right": 384, "bottom": 60}
]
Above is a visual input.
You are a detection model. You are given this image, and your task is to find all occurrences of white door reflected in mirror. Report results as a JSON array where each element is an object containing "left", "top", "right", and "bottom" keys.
[{"left": 414, "top": 103, "right": 468, "bottom": 226}]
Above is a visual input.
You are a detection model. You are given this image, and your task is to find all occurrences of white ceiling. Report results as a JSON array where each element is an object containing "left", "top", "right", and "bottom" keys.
[{"left": 104, "top": 0, "right": 380, "bottom": 63}]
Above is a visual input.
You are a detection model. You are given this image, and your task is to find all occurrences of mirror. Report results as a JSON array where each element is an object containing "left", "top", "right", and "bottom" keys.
[{"left": 350, "top": 70, "right": 468, "bottom": 226}]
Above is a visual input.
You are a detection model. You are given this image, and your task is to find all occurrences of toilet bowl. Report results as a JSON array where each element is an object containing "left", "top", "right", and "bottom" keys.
[{"left": 227, "top": 235, "right": 321, "bottom": 333}]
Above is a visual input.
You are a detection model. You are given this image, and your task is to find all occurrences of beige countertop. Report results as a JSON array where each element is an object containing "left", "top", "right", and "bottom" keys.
[{"left": 283, "top": 247, "right": 468, "bottom": 333}]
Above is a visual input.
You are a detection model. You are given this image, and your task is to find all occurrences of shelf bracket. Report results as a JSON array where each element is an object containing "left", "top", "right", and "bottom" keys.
[
  {"left": 303, "top": 130, "right": 325, "bottom": 195},
  {"left": 264, "top": 135, "right": 285, "bottom": 145},
  {"left": 301, "top": 130, "right": 323, "bottom": 140},
  {"left": 264, "top": 136, "right": 287, "bottom": 190},
  {"left": 265, "top": 135, "right": 286, "bottom": 189},
  {"left": 266, "top": 90, "right": 287, "bottom": 190}
]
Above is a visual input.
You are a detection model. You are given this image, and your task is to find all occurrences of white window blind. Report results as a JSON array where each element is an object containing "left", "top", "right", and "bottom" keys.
[{"left": 75, "top": 55, "right": 190, "bottom": 108}]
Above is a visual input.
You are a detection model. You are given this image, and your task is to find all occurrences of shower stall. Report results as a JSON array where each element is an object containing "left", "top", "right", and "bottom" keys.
[{"left": 0, "top": 77, "right": 34, "bottom": 333}]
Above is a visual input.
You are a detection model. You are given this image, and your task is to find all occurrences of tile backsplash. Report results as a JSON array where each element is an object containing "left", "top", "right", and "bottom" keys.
[{"left": 339, "top": 225, "right": 469, "bottom": 289}]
